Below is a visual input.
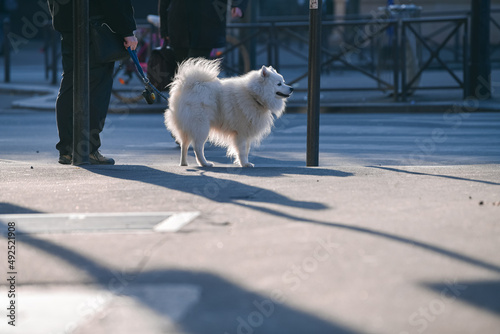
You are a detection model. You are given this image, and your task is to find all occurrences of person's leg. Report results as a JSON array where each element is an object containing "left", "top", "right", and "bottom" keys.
[
  {"left": 86, "top": 59, "right": 115, "bottom": 165},
  {"left": 188, "top": 48, "right": 212, "bottom": 59},
  {"left": 88, "top": 61, "right": 114, "bottom": 155},
  {"left": 56, "top": 32, "right": 115, "bottom": 164},
  {"left": 174, "top": 47, "right": 189, "bottom": 64},
  {"left": 0, "top": 14, "right": 6, "bottom": 55}
]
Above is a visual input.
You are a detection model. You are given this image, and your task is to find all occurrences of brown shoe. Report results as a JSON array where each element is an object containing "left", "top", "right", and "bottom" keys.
[
  {"left": 58, "top": 154, "right": 72, "bottom": 165},
  {"left": 89, "top": 151, "right": 115, "bottom": 165}
]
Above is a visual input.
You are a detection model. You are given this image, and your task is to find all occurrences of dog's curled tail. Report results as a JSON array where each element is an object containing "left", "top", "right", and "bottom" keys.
[{"left": 170, "top": 57, "right": 221, "bottom": 92}]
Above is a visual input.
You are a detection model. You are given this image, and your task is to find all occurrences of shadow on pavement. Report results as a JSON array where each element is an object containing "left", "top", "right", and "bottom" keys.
[
  {"left": 201, "top": 166, "right": 354, "bottom": 178},
  {"left": 370, "top": 166, "right": 500, "bottom": 186},
  {"left": 0, "top": 203, "right": 42, "bottom": 214},
  {"left": 0, "top": 217, "right": 361, "bottom": 334},
  {"left": 130, "top": 269, "right": 360, "bottom": 334},
  {"left": 423, "top": 279, "right": 500, "bottom": 316},
  {"left": 82, "top": 165, "right": 351, "bottom": 211},
  {"left": 0, "top": 201, "right": 499, "bottom": 331},
  {"left": 79, "top": 165, "right": 500, "bottom": 275},
  {"left": 287, "top": 218, "right": 500, "bottom": 275}
]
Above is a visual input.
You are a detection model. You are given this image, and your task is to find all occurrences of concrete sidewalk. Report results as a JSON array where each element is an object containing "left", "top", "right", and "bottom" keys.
[{"left": 0, "top": 105, "right": 500, "bottom": 333}]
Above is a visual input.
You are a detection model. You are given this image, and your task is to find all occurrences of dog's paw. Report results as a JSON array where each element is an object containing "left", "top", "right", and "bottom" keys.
[
  {"left": 241, "top": 162, "right": 254, "bottom": 168},
  {"left": 200, "top": 162, "right": 214, "bottom": 167}
]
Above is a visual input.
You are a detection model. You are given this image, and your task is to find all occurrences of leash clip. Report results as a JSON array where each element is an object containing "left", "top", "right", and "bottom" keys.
[{"left": 127, "top": 47, "right": 169, "bottom": 104}]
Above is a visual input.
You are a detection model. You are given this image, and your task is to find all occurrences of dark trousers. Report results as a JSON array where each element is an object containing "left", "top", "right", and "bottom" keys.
[
  {"left": 55, "top": 32, "right": 114, "bottom": 156},
  {"left": 173, "top": 47, "right": 212, "bottom": 63}
]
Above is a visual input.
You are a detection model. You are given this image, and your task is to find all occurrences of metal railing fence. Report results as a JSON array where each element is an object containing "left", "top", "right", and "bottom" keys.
[
  {"left": 222, "top": 15, "right": 469, "bottom": 101},
  {"left": 2, "top": 10, "right": 498, "bottom": 103}
]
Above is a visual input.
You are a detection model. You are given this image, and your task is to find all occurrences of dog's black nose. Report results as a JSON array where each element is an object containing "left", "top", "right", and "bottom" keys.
[{"left": 289, "top": 86, "right": 294, "bottom": 92}]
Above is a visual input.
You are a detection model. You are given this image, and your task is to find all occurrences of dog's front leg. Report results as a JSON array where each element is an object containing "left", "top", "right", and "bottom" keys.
[{"left": 236, "top": 139, "right": 254, "bottom": 167}]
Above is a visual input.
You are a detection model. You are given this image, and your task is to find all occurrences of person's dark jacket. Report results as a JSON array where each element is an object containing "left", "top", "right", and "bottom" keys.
[
  {"left": 47, "top": 0, "right": 136, "bottom": 38},
  {"left": 1, "top": 0, "right": 18, "bottom": 14},
  {"left": 159, "top": 0, "right": 249, "bottom": 49}
]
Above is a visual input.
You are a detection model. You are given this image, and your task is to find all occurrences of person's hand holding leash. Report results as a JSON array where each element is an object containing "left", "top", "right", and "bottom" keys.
[
  {"left": 231, "top": 7, "right": 243, "bottom": 18},
  {"left": 124, "top": 35, "right": 138, "bottom": 50}
]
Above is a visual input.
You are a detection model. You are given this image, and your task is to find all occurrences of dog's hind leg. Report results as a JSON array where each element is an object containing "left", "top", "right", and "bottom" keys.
[
  {"left": 180, "top": 140, "right": 190, "bottom": 166},
  {"left": 192, "top": 125, "right": 214, "bottom": 167},
  {"left": 193, "top": 141, "right": 213, "bottom": 167}
]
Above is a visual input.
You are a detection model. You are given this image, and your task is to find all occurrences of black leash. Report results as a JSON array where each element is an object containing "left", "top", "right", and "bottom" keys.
[{"left": 127, "top": 47, "right": 169, "bottom": 104}]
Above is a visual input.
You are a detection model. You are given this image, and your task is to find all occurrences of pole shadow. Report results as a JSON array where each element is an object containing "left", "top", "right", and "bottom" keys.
[
  {"left": 422, "top": 279, "right": 500, "bottom": 316},
  {"left": 370, "top": 166, "right": 500, "bottom": 186}
]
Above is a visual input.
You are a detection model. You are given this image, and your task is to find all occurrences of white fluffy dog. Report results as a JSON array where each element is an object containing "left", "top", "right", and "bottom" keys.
[{"left": 164, "top": 58, "right": 293, "bottom": 167}]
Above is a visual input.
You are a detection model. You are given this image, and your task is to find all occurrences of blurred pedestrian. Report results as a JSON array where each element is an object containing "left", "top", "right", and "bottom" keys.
[
  {"left": 158, "top": 0, "right": 249, "bottom": 63},
  {"left": 47, "top": 0, "right": 138, "bottom": 165},
  {"left": 0, "top": 0, "right": 18, "bottom": 55}
]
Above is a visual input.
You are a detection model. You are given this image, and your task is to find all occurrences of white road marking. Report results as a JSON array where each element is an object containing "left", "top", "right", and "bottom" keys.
[
  {"left": 153, "top": 212, "right": 200, "bottom": 232},
  {"left": 0, "top": 212, "right": 200, "bottom": 234}
]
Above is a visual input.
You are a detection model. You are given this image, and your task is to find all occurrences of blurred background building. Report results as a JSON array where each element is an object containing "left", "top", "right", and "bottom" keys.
[
  {"left": 7, "top": 1, "right": 500, "bottom": 37},
  {"left": 3, "top": 0, "right": 499, "bottom": 105}
]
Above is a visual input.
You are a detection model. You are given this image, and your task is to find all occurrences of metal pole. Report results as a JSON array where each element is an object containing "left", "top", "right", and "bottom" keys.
[
  {"left": 72, "top": 0, "right": 90, "bottom": 165},
  {"left": 392, "top": 21, "right": 399, "bottom": 101},
  {"left": 267, "top": 23, "right": 274, "bottom": 67},
  {"left": 43, "top": 24, "right": 49, "bottom": 80},
  {"left": 3, "top": 18, "right": 11, "bottom": 83},
  {"left": 51, "top": 28, "right": 58, "bottom": 85},
  {"left": 463, "top": 19, "right": 469, "bottom": 98},
  {"left": 307, "top": 0, "right": 322, "bottom": 167},
  {"left": 401, "top": 21, "right": 407, "bottom": 101},
  {"left": 469, "top": 0, "right": 491, "bottom": 99},
  {"left": 249, "top": 1, "right": 258, "bottom": 70},
  {"left": 274, "top": 25, "right": 280, "bottom": 73}
]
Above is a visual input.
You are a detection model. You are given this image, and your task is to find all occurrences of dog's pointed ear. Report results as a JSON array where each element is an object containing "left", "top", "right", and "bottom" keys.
[{"left": 261, "top": 65, "right": 269, "bottom": 78}]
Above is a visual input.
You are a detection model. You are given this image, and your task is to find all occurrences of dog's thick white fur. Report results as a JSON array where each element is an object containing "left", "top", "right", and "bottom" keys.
[{"left": 164, "top": 58, "right": 293, "bottom": 167}]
